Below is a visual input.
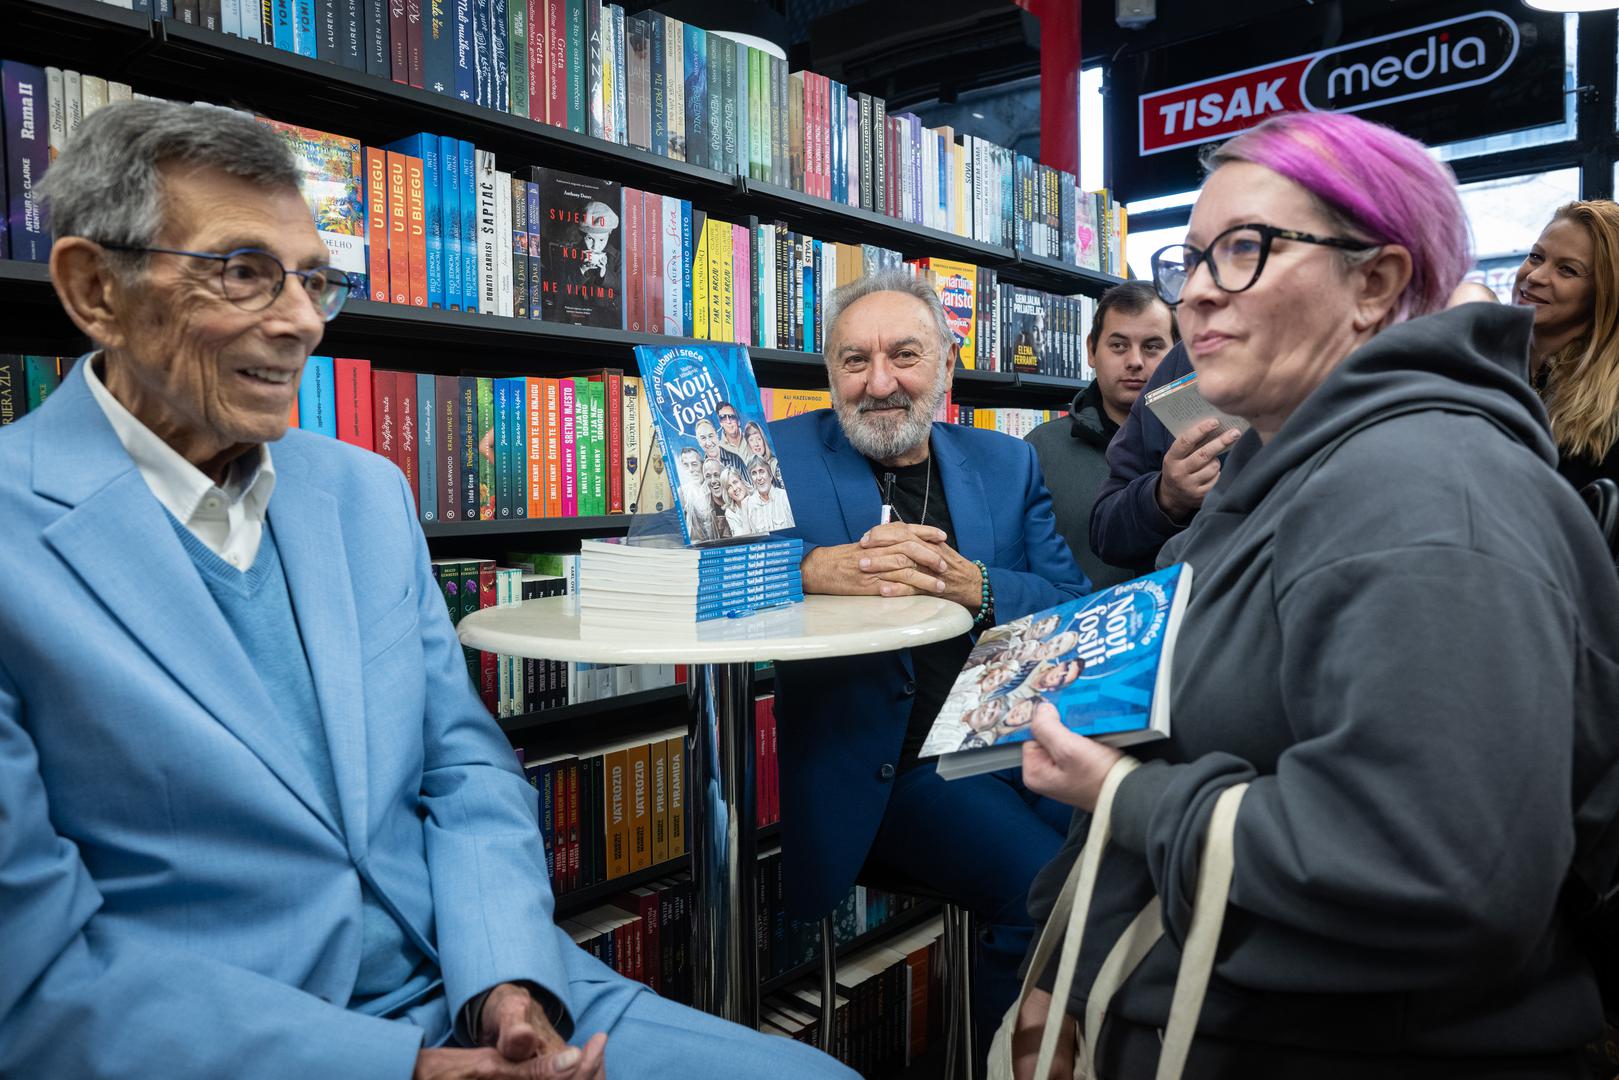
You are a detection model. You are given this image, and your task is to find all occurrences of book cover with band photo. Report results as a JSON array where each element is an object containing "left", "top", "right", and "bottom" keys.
[
  {"left": 920, "top": 563, "right": 1193, "bottom": 780},
  {"left": 633, "top": 343, "right": 794, "bottom": 546}
]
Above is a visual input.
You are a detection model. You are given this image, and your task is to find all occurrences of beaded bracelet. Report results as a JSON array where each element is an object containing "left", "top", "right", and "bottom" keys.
[{"left": 972, "top": 560, "right": 994, "bottom": 626}]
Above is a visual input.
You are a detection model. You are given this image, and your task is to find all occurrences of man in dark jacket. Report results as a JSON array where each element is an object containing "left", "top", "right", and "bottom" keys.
[
  {"left": 1088, "top": 341, "right": 1241, "bottom": 572},
  {"left": 1027, "top": 282, "right": 1175, "bottom": 589}
]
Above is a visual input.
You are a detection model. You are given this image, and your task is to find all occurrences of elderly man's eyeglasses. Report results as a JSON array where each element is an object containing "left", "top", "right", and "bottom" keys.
[
  {"left": 1150, "top": 224, "right": 1379, "bottom": 307},
  {"left": 99, "top": 243, "right": 356, "bottom": 321}
]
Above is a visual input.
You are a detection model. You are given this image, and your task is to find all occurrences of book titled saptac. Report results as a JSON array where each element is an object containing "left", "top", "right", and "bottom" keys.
[
  {"left": 634, "top": 343, "right": 795, "bottom": 546},
  {"left": 919, "top": 563, "right": 1193, "bottom": 781}
]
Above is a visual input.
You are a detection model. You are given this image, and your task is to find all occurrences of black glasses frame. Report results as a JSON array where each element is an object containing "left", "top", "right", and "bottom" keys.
[
  {"left": 98, "top": 242, "right": 354, "bottom": 321},
  {"left": 1150, "top": 223, "right": 1379, "bottom": 306}
]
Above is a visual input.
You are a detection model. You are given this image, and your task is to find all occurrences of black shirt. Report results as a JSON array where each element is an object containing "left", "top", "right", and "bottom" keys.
[{"left": 866, "top": 450, "right": 975, "bottom": 766}]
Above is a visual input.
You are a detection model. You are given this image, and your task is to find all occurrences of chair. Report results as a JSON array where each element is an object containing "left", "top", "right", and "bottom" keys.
[
  {"left": 1582, "top": 479, "right": 1619, "bottom": 570},
  {"left": 818, "top": 870, "right": 977, "bottom": 1080}
]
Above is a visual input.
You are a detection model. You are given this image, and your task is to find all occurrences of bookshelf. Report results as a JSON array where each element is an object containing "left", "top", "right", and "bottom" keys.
[{"left": 552, "top": 823, "right": 780, "bottom": 919}]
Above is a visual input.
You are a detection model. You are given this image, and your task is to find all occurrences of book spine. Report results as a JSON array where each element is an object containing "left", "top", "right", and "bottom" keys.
[
  {"left": 405, "top": 154, "right": 428, "bottom": 307},
  {"left": 679, "top": 200, "right": 693, "bottom": 337},
  {"left": 664, "top": 17, "right": 683, "bottom": 163},
  {"left": 424, "top": 0, "right": 454, "bottom": 92},
  {"left": 312, "top": 0, "right": 338, "bottom": 62},
  {"left": 733, "top": 222, "right": 750, "bottom": 347},
  {"left": 458, "top": 376, "right": 478, "bottom": 521},
  {"left": 525, "top": 0, "right": 544, "bottom": 119},
  {"left": 2, "top": 63, "right": 49, "bottom": 263},
  {"left": 371, "top": 368, "right": 397, "bottom": 468},
  {"left": 338, "top": 0, "right": 364, "bottom": 68},
  {"left": 362, "top": 0, "right": 387, "bottom": 74},
  {"left": 476, "top": 377, "right": 495, "bottom": 519},
  {"left": 489, "top": 0, "right": 508, "bottom": 110},
  {"left": 525, "top": 180, "right": 541, "bottom": 320},
  {"left": 648, "top": 13, "right": 666, "bottom": 157},
  {"left": 435, "top": 375, "right": 459, "bottom": 519},
  {"left": 511, "top": 176, "right": 528, "bottom": 318},
  {"left": 494, "top": 170, "right": 513, "bottom": 317},
  {"left": 507, "top": 0, "right": 526, "bottom": 116},
  {"left": 459, "top": 140, "right": 477, "bottom": 311},
  {"left": 623, "top": 186, "right": 642, "bottom": 333},
  {"left": 559, "top": 377, "right": 578, "bottom": 516},
  {"left": 398, "top": 375, "right": 419, "bottom": 511},
  {"left": 493, "top": 378, "right": 511, "bottom": 519},
  {"left": 542, "top": 378, "right": 561, "bottom": 516},
  {"left": 545, "top": 0, "right": 565, "bottom": 125},
  {"left": 526, "top": 377, "right": 545, "bottom": 518},
  {"left": 704, "top": 29, "right": 722, "bottom": 174},
  {"left": 384, "top": 151, "right": 408, "bottom": 304},
  {"left": 604, "top": 371, "right": 623, "bottom": 513},
  {"left": 471, "top": 0, "right": 492, "bottom": 108},
  {"left": 682, "top": 24, "right": 705, "bottom": 170},
  {"left": 0, "top": 356, "right": 23, "bottom": 426},
  {"left": 475, "top": 150, "right": 498, "bottom": 315},
  {"left": 23, "top": 357, "right": 59, "bottom": 412},
  {"left": 478, "top": 562, "right": 498, "bottom": 713},
  {"left": 453, "top": 0, "right": 475, "bottom": 100},
  {"left": 691, "top": 217, "right": 709, "bottom": 341},
  {"left": 297, "top": 356, "right": 337, "bottom": 437},
  {"left": 417, "top": 373, "right": 437, "bottom": 522},
  {"left": 565, "top": 0, "right": 584, "bottom": 132},
  {"left": 333, "top": 357, "right": 373, "bottom": 448},
  {"left": 717, "top": 35, "right": 734, "bottom": 175},
  {"left": 586, "top": 0, "right": 602, "bottom": 139}
]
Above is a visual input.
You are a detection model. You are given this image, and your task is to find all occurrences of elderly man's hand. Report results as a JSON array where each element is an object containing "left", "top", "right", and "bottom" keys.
[
  {"left": 799, "top": 523, "right": 951, "bottom": 599},
  {"left": 861, "top": 525, "right": 985, "bottom": 614},
  {"left": 408, "top": 983, "right": 608, "bottom": 1080}
]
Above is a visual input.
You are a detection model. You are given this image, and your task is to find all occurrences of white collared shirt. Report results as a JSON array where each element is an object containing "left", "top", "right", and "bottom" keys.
[{"left": 85, "top": 354, "right": 277, "bottom": 571}]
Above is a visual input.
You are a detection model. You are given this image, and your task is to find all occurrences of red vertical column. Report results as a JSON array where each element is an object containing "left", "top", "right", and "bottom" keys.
[{"left": 1013, "top": 0, "right": 1082, "bottom": 174}]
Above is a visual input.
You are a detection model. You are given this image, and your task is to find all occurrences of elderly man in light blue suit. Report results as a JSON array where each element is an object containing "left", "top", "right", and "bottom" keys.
[{"left": 0, "top": 100, "right": 853, "bottom": 1080}]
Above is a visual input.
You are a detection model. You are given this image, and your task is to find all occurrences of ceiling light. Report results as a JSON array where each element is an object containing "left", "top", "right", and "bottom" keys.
[{"left": 971, "top": 111, "right": 985, "bottom": 119}]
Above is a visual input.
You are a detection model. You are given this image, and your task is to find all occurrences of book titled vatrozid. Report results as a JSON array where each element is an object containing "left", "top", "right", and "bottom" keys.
[
  {"left": 634, "top": 343, "right": 794, "bottom": 547},
  {"left": 920, "top": 564, "right": 1193, "bottom": 780},
  {"left": 532, "top": 166, "right": 623, "bottom": 328}
]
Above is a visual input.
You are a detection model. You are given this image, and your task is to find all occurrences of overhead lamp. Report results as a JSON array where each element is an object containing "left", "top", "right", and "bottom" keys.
[{"left": 1522, "top": 0, "right": 1619, "bottom": 11}]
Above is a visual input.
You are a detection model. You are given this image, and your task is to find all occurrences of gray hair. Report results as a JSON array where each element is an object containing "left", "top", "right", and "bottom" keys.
[
  {"left": 35, "top": 100, "right": 302, "bottom": 275},
  {"left": 823, "top": 269, "right": 955, "bottom": 360}
]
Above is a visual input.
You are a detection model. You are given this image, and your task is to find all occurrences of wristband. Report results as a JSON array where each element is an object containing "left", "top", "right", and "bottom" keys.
[{"left": 972, "top": 560, "right": 994, "bottom": 626}]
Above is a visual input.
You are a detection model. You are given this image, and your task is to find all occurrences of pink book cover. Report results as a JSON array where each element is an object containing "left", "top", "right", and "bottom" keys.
[
  {"left": 559, "top": 377, "right": 579, "bottom": 517},
  {"left": 847, "top": 97, "right": 860, "bottom": 207},
  {"left": 732, "top": 222, "right": 751, "bottom": 347},
  {"left": 645, "top": 192, "right": 664, "bottom": 335}
]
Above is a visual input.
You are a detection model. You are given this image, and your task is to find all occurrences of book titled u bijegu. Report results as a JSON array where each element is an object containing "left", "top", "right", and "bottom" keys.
[
  {"left": 633, "top": 343, "right": 795, "bottom": 547},
  {"left": 919, "top": 563, "right": 1193, "bottom": 781}
]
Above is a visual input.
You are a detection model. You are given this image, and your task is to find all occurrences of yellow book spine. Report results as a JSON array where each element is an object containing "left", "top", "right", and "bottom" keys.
[{"left": 692, "top": 221, "right": 711, "bottom": 340}]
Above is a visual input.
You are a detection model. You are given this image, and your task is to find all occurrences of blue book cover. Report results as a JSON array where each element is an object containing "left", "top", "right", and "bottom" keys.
[
  {"left": 679, "top": 199, "right": 693, "bottom": 337},
  {"left": 297, "top": 357, "right": 337, "bottom": 437},
  {"left": 417, "top": 373, "right": 438, "bottom": 522},
  {"left": 292, "top": 0, "right": 318, "bottom": 56},
  {"left": 453, "top": 0, "right": 476, "bottom": 103},
  {"left": 424, "top": 0, "right": 456, "bottom": 95},
  {"left": 493, "top": 377, "right": 511, "bottom": 519},
  {"left": 489, "top": 0, "right": 509, "bottom": 113},
  {"left": 800, "top": 263, "right": 811, "bottom": 352},
  {"left": 508, "top": 376, "right": 527, "bottom": 517},
  {"left": 439, "top": 135, "right": 463, "bottom": 310},
  {"left": 471, "top": 0, "right": 492, "bottom": 108},
  {"left": 458, "top": 375, "right": 479, "bottom": 522},
  {"left": 272, "top": 0, "right": 295, "bottom": 51},
  {"left": 920, "top": 563, "right": 1194, "bottom": 780},
  {"left": 388, "top": 135, "right": 446, "bottom": 309},
  {"left": 632, "top": 343, "right": 795, "bottom": 546},
  {"left": 682, "top": 24, "right": 706, "bottom": 171},
  {"left": 459, "top": 139, "right": 477, "bottom": 314},
  {"left": 524, "top": 180, "right": 541, "bottom": 321}
]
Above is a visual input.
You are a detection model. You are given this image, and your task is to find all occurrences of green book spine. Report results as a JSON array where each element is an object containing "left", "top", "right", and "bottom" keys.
[
  {"left": 458, "top": 560, "right": 480, "bottom": 680},
  {"left": 0, "top": 355, "right": 24, "bottom": 426},
  {"left": 24, "top": 357, "right": 60, "bottom": 411},
  {"left": 706, "top": 35, "right": 723, "bottom": 174},
  {"left": 591, "top": 380, "right": 607, "bottom": 516},
  {"left": 494, "top": 377, "right": 513, "bottom": 519},
  {"left": 566, "top": 0, "right": 586, "bottom": 132},
  {"left": 477, "top": 376, "right": 495, "bottom": 520},
  {"left": 508, "top": 0, "right": 527, "bottom": 117}
]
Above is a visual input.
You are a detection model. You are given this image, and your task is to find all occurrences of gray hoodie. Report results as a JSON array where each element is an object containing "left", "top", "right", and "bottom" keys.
[{"left": 1029, "top": 303, "right": 1619, "bottom": 1056}]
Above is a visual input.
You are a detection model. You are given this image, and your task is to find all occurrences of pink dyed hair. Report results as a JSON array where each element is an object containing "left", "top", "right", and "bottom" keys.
[{"left": 1205, "top": 111, "right": 1471, "bottom": 324}]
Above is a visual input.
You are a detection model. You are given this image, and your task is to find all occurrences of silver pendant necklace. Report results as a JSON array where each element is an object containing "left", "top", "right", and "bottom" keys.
[{"left": 887, "top": 454, "right": 932, "bottom": 526}]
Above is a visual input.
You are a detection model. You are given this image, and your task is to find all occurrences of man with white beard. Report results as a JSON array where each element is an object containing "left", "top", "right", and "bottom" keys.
[{"left": 767, "top": 270, "right": 1090, "bottom": 1059}]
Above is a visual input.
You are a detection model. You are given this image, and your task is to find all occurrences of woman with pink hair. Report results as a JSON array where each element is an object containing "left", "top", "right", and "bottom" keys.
[{"left": 1012, "top": 111, "right": 1619, "bottom": 1078}]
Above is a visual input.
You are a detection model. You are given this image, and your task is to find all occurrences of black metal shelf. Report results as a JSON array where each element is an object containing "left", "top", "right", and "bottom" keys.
[
  {"left": 759, "top": 899, "right": 942, "bottom": 998},
  {"left": 496, "top": 667, "right": 774, "bottom": 738},
  {"left": 425, "top": 513, "right": 636, "bottom": 541},
  {"left": 4, "top": 0, "right": 1122, "bottom": 301}
]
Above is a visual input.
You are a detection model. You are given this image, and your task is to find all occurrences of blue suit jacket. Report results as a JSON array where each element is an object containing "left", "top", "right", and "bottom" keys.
[
  {"left": 769, "top": 409, "right": 1090, "bottom": 918},
  {"left": 0, "top": 364, "right": 639, "bottom": 1079}
]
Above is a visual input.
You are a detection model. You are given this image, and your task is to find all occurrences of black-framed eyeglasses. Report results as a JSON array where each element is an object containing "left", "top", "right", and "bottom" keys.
[
  {"left": 98, "top": 243, "right": 355, "bottom": 321},
  {"left": 1150, "top": 223, "right": 1379, "bottom": 307}
]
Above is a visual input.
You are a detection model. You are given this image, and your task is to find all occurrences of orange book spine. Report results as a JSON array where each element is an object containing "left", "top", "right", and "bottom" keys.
[
  {"left": 627, "top": 741, "right": 650, "bottom": 872},
  {"left": 606, "top": 746, "right": 629, "bottom": 879},
  {"left": 526, "top": 376, "right": 546, "bottom": 519},
  {"left": 366, "top": 147, "right": 389, "bottom": 303},
  {"left": 385, "top": 151, "right": 409, "bottom": 305},
  {"left": 404, "top": 155, "right": 428, "bottom": 307}
]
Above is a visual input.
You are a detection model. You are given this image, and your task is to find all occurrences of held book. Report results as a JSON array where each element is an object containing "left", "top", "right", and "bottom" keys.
[
  {"left": 1143, "top": 371, "right": 1250, "bottom": 441},
  {"left": 633, "top": 343, "right": 795, "bottom": 546},
  {"left": 919, "top": 563, "right": 1193, "bottom": 781}
]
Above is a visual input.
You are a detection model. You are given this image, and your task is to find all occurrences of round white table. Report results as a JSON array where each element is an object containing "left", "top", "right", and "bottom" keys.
[{"left": 458, "top": 593, "right": 972, "bottom": 1027}]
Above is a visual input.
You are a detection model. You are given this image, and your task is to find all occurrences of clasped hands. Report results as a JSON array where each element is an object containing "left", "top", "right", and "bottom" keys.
[
  {"left": 800, "top": 523, "right": 983, "bottom": 613},
  {"left": 413, "top": 983, "right": 606, "bottom": 1080}
]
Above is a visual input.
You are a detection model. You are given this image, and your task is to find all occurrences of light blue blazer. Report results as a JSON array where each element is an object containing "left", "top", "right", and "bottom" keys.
[{"left": 0, "top": 362, "right": 640, "bottom": 1079}]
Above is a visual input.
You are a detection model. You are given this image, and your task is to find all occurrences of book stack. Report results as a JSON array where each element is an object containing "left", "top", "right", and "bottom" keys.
[{"left": 576, "top": 535, "right": 803, "bottom": 626}]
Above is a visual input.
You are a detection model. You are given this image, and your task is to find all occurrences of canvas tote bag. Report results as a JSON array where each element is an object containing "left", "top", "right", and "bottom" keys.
[{"left": 987, "top": 757, "right": 1248, "bottom": 1080}]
